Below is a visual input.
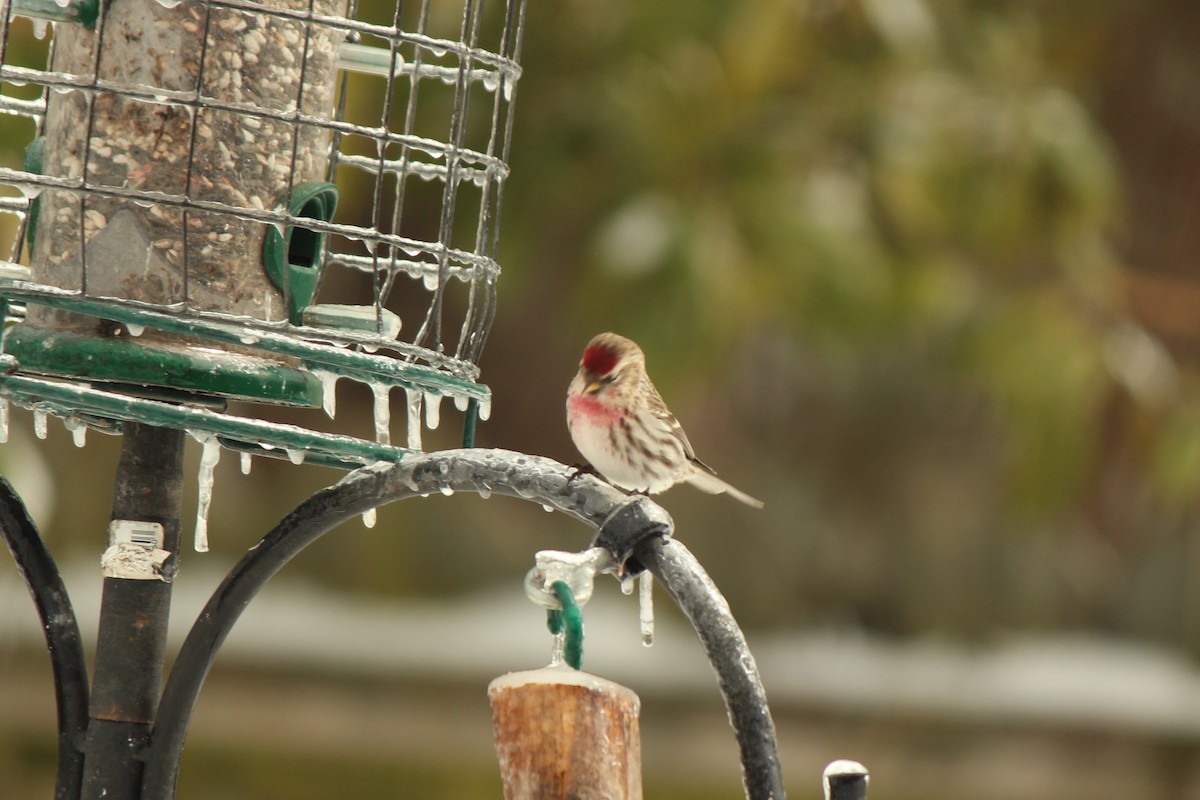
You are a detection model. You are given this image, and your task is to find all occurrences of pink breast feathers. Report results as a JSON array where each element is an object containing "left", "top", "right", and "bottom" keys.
[{"left": 568, "top": 393, "right": 622, "bottom": 422}]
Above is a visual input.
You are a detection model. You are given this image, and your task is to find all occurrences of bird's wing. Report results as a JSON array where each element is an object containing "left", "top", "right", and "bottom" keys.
[
  {"left": 645, "top": 386, "right": 764, "bottom": 509},
  {"left": 644, "top": 389, "right": 698, "bottom": 461}
]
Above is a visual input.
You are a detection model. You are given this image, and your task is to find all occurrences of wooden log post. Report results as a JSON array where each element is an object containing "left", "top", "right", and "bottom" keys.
[{"left": 489, "top": 666, "right": 643, "bottom": 800}]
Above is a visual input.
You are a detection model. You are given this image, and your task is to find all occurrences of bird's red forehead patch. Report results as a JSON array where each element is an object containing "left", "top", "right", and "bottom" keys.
[{"left": 582, "top": 342, "right": 619, "bottom": 375}]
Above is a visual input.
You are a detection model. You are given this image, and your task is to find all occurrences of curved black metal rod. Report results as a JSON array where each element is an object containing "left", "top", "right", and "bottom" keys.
[
  {"left": 0, "top": 476, "right": 89, "bottom": 800},
  {"left": 635, "top": 536, "right": 787, "bottom": 800},
  {"left": 142, "top": 448, "right": 786, "bottom": 800}
]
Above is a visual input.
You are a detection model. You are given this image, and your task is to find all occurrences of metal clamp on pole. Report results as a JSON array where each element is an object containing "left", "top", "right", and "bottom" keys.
[{"left": 590, "top": 494, "right": 674, "bottom": 575}]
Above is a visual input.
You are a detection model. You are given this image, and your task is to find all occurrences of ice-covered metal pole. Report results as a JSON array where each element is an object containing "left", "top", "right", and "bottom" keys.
[
  {"left": 142, "top": 449, "right": 786, "bottom": 800},
  {"left": 823, "top": 760, "right": 869, "bottom": 800},
  {"left": 633, "top": 537, "right": 787, "bottom": 800},
  {"left": 83, "top": 423, "right": 186, "bottom": 800},
  {"left": 587, "top": 499, "right": 786, "bottom": 800}
]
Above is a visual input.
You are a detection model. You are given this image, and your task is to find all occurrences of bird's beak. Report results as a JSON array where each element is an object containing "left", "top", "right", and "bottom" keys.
[{"left": 584, "top": 381, "right": 603, "bottom": 395}]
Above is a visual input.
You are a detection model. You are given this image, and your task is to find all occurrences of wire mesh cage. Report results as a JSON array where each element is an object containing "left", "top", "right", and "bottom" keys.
[{"left": 0, "top": 0, "right": 526, "bottom": 468}]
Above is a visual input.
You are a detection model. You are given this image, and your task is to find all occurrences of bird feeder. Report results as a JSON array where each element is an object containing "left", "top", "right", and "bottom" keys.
[{"left": 0, "top": 0, "right": 524, "bottom": 468}]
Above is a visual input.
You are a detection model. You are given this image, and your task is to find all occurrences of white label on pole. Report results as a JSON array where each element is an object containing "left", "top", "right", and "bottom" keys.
[
  {"left": 104, "top": 521, "right": 170, "bottom": 581},
  {"left": 108, "top": 519, "right": 165, "bottom": 550}
]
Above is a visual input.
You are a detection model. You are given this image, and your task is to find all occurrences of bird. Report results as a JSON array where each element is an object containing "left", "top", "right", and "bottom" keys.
[{"left": 566, "top": 332, "right": 763, "bottom": 508}]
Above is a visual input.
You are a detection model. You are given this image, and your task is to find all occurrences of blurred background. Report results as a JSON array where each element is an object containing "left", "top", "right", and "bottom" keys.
[{"left": 5, "top": 0, "right": 1200, "bottom": 797}]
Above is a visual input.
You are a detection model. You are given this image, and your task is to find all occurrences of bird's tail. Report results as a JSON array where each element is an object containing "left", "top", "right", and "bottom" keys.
[{"left": 686, "top": 461, "right": 764, "bottom": 509}]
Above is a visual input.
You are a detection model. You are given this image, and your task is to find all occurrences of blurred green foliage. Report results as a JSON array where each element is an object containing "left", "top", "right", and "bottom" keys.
[{"left": 508, "top": 0, "right": 1126, "bottom": 511}]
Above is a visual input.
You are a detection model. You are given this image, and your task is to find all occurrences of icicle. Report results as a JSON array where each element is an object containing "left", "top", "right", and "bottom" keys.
[
  {"left": 477, "top": 394, "right": 492, "bottom": 421},
  {"left": 453, "top": 395, "right": 470, "bottom": 412},
  {"left": 33, "top": 410, "right": 48, "bottom": 439},
  {"left": 371, "top": 383, "right": 391, "bottom": 445},
  {"left": 619, "top": 573, "right": 635, "bottom": 596},
  {"left": 316, "top": 371, "right": 339, "bottom": 419},
  {"left": 285, "top": 448, "right": 306, "bottom": 465},
  {"left": 439, "top": 486, "right": 453, "bottom": 496},
  {"left": 126, "top": 323, "right": 145, "bottom": 337},
  {"left": 0, "top": 399, "right": 9, "bottom": 444},
  {"left": 70, "top": 421, "right": 87, "bottom": 448},
  {"left": 17, "top": 181, "right": 44, "bottom": 200},
  {"left": 240, "top": 451, "right": 253, "bottom": 475},
  {"left": 639, "top": 573, "right": 655, "bottom": 647},
  {"left": 404, "top": 388, "right": 423, "bottom": 450},
  {"left": 424, "top": 392, "right": 442, "bottom": 429},
  {"left": 548, "top": 631, "right": 566, "bottom": 668},
  {"left": 541, "top": 504, "right": 553, "bottom": 513},
  {"left": 193, "top": 435, "right": 222, "bottom": 552},
  {"left": 361, "top": 507, "right": 377, "bottom": 528}
]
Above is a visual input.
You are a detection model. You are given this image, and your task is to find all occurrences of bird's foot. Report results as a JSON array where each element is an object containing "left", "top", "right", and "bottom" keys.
[{"left": 565, "top": 463, "right": 599, "bottom": 485}]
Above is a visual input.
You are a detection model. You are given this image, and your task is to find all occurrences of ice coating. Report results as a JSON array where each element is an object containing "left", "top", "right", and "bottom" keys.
[
  {"left": 639, "top": 573, "right": 655, "bottom": 647},
  {"left": 423, "top": 392, "right": 442, "bottom": 429},
  {"left": 315, "top": 371, "right": 339, "bottom": 419},
  {"left": 33, "top": 410, "right": 48, "bottom": 440},
  {"left": 824, "top": 760, "right": 869, "bottom": 800},
  {"left": 404, "top": 388, "right": 422, "bottom": 450},
  {"left": 548, "top": 631, "right": 566, "bottom": 667},
  {"left": 371, "top": 383, "right": 391, "bottom": 445},
  {"left": 488, "top": 667, "right": 641, "bottom": 709},
  {"left": 193, "top": 434, "right": 221, "bottom": 552},
  {"left": 0, "top": 399, "right": 9, "bottom": 444}
]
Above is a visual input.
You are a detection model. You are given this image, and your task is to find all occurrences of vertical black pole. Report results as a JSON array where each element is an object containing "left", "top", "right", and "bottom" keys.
[{"left": 81, "top": 423, "right": 186, "bottom": 800}]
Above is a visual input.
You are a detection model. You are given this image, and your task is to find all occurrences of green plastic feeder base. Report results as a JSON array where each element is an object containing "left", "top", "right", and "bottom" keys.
[{"left": 5, "top": 325, "right": 323, "bottom": 407}]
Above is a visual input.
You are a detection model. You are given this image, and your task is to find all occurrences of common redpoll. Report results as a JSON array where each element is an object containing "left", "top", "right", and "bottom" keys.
[{"left": 566, "top": 332, "right": 763, "bottom": 508}]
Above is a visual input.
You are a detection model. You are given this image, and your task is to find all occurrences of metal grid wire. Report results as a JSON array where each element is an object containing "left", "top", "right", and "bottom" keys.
[
  {"left": 0, "top": 0, "right": 525, "bottom": 386},
  {"left": 0, "top": 0, "right": 528, "bottom": 460}
]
